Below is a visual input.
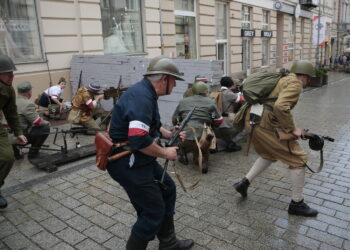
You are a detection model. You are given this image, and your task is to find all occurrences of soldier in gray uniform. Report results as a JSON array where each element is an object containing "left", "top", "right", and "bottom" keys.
[
  {"left": 15, "top": 82, "right": 50, "bottom": 160},
  {"left": 172, "top": 81, "right": 223, "bottom": 173},
  {"left": 214, "top": 77, "right": 245, "bottom": 152}
]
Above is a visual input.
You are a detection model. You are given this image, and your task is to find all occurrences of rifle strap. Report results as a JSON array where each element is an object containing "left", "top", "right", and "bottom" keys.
[{"left": 304, "top": 150, "right": 324, "bottom": 173}]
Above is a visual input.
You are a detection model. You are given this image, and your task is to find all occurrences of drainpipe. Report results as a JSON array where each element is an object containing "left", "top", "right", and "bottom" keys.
[
  {"left": 159, "top": 0, "right": 165, "bottom": 55},
  {"left": 74, "top": 0, "right": 83, "bottom": 53}
]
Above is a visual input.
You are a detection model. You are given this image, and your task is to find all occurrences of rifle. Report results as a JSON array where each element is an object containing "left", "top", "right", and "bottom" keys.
[
  {"left": 155, "top": 107, "right": 196, "bottom": 189},
  {"left": 103, "top": 76, "right": 128, "bottom": 100}
]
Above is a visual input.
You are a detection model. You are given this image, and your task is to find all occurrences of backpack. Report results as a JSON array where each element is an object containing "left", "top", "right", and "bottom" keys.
[
  {"left": 233, "top": 71, "right": 287, "bottom": 130},
  {"left": 209, "top": 91, "right": 223, "bottom": 114},
  {"left": 242, "top": 71, "right": 285, "bottom": 104}
]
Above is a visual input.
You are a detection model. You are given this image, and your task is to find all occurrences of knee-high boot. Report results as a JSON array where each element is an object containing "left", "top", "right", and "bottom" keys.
[
  {"left": 157, "top": 216, "right": 194, "bottom": 250},
  {"left": 126, "top": 234, "right": 148, "bottom": 250}
]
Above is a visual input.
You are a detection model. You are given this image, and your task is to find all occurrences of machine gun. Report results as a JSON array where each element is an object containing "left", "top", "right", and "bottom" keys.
[
  {"left": 103, "top": 76, "right": 128, "bottom": 100},
  {"left": 155, "top": 107, "right": 196, "bottom": 190}
]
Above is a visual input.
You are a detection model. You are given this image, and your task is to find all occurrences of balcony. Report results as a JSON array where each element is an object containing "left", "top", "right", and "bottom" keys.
[{"left": 300, "top": 0, "right": 319, "bottom": 9}]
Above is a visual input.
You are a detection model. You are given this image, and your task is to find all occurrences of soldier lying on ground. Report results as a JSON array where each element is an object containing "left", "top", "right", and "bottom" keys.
[{"left": 173, "top": 81, "right": 223, "bottom": 173}]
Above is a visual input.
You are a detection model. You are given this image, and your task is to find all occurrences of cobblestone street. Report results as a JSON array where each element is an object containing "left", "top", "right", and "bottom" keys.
[{"left": 1, "top": 73, "right": 350, "bottom": 250}]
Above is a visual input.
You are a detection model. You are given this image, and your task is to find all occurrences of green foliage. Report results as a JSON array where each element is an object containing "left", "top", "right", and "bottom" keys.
[{"left": 315, "top": 67, "right": 328, "bottom": 77}]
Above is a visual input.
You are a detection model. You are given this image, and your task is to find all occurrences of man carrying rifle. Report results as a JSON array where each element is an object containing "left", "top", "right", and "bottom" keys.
[
  {"left": 68, "top": 83, "right": 106, "bottom": 134},
  {"left": 107, "top": 56, "right": 193, "bottom": 250},
  {"left": 233, "top": 60, "right": 318, "bottom": 217}
]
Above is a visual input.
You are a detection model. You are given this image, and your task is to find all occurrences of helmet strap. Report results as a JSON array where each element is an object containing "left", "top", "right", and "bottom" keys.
[
  {"left": 0, "top": 79, "right": 11, "bottom": 87},
  {"left": 165, "top": 76, "right": 170, "bottom": 95}
]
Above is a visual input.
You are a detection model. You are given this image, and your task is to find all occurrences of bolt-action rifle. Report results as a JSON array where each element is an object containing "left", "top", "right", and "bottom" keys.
[{"left": 155, "top": 107, "right": 196, "bottom": 190}]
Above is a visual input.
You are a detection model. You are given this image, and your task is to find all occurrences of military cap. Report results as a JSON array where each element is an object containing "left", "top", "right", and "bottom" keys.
[
  {"left": 87, "top": 83, "right": 101, "bottom": 94},
  {"left": 194, "top": 75, "right": 208, "bottom": 83},
  {"left": 17, "top": 81, "right": 32, "bottom": 93},
  {"left": 144, "top": 56, "right": 184, "bottom": 81}
]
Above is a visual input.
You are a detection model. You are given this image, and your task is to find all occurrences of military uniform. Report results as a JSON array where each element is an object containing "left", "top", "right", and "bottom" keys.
[
  {"left": 0, "top": 85, "right": 22, "bottom": 187},
  {"left": 234, "top": 61, "right": 318, "bottom": 217},
  {"left": 214, "top": 87, "right": 245, "bottom": 151},
  {"left": 108, "top": 78, "right": 176, "bottom": 242},
  {"left": 172, "top": 94, "right": 223, "bottom": 171},
  {"left": 16, "top": 94, "right": 50, "bottom": 159},
  {"left": 68, "top": 87, "right": 105, "bottom": 134},
  {"left": 248, "top": 73, "right": 307, "bottom": 167}
]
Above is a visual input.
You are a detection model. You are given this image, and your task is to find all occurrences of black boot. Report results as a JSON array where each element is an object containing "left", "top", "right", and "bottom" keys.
[
  {"left": 226, "top": 142, "right": 242, "bottom": 152},
  {"left": 158, "top": 216, "right": 194, "bottom": 250},
  {"left": 0, "top": 192, "right": 8, "bottom": 209},
  {"left": 233, "top": 177, "right": 250, "bottom": 198},
  {"left": 288, "top": 199, "right": 318, "bottom": 217},
  {"left": 126, "top": 235, "right": 148, "bottom": 250}
]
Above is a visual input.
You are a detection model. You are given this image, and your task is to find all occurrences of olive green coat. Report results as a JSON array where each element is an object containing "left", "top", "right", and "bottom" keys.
[
  {"left": 0, "top": 86, "right": 22, "bottom": 137},
  {"left": 248, "top": 73, "right": 308, "bottom": 167}
]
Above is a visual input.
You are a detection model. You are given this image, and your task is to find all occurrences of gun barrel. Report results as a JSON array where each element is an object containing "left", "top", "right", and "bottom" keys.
[{"left": 167, "top": 107, "right": 196, "bottom": 147}]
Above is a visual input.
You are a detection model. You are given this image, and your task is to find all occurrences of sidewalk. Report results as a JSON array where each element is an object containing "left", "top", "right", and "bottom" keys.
[{"left": 1, "top": 72, "right": 350, "bottom": 249}]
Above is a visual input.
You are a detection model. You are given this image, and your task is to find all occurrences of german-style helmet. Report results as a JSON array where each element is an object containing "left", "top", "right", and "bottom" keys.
[
  {"left": 0, "top": 55, "right": 17, "bottom": 73},
  {"left": 308, "top": 133, "right": 324, "bottom": 151},
  {"left": 290, "top": 60, "right": 316, "bottom": 77},
  {"left": 144, "top": 56, "right": 184, "bottom": 81},
  {"left": 192, "top": 81, "right": 208, "bottom": 95}
]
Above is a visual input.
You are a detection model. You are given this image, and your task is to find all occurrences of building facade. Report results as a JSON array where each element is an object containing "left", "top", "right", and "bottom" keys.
[{"left": 0, "top": 0, "right": 344, "bottom": 101}]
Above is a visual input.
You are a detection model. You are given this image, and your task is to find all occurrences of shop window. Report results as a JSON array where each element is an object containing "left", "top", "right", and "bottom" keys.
[
  {"left": 0, "top": 0, "right": 43, "bottom": 63},
  {"left": 262, "top": 39, "right": 269, "bottom": 66},
  {"left": 175, "top": 0, "right": 196, "bottom": 59},
  {"left": 288, "top": 16, "right": 295, "bottom": 37},
  {"left": 241, "top": 6, "right": 251, "bottom": 29},
  {"left": 101, "top": 0, "right": 143, "bottom": 54},
  {"left": 288, "top": 42, "right": 294, "bottom": 62},
  {"left": 262, "top": 10, "right": 269, "bottom": 30}
]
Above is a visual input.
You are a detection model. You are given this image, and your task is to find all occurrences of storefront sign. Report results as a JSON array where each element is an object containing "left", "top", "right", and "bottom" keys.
[
  {"left": 261, "top": 30, "right": 273, "bottom": 38},
  {"left": 283, "top": 57, "right": 289, "bottom": 63},
  {"left": 283, "top": 44, "right": 289, "bottom": 50},
  {"left": 241, "top": 29, "right": 255, "bottom": 37}
]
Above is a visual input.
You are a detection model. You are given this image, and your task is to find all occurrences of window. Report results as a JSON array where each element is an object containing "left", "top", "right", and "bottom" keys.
[
  {"left": 241, "top": 6, "right": 251, "bottom": 29},
  {"left": 216, "top": 2, "right": 228, "bottom": 74},
  {"left": 262, "top": 10, "right": 269, "bottom": 30},
  {"left": 288, "top": 16, "right": 295, "bottom": 37},
  {"left": 216, "top": 2, "right": 227, "bottom": 39},
  {"left": 101, "top": 0, "right": 143, "bottom": 54},
  {"left": 175, "top": 0, "right": 196, "bottom": 59},
  {"left": 262, "top": 39, "right": 269, "bottom": 66},
  {"left": 0, "top": 0, "right": 43, "bottom": 63}
]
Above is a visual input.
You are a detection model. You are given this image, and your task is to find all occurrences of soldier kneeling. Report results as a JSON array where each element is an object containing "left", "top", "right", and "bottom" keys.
[
  {"left": 172, "top": 81, "right": 223, "bottom": 173},
  {"left": 68, "top": 83, "right": 107, "bottom": 135},
  {"left": 14, "top": 82, "right": 50, "bottom": 160}
]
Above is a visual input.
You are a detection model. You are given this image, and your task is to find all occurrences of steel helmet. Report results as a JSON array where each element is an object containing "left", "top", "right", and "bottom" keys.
[
  {"left": 144, "top": 56, "right": 184, "bottom": 81},
  {"left": 290, "top": 60, "right": 316, "bottom": 77},
  {"left": 0, "top": 55, "right": 17, "bottom": 73},
  {"left": 192, "top": 81, "right": 208, "bottom": 95}
]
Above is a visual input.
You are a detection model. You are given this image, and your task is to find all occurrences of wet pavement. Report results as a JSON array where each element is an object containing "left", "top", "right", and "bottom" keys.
[{"left": 1, "top": 72, "right": 350, "bottom": 249}]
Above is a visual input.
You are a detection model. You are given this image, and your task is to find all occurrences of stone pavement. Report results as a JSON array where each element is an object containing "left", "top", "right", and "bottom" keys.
[{"left": 1, "top": 72, "right": 350, "bottom": 249}]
